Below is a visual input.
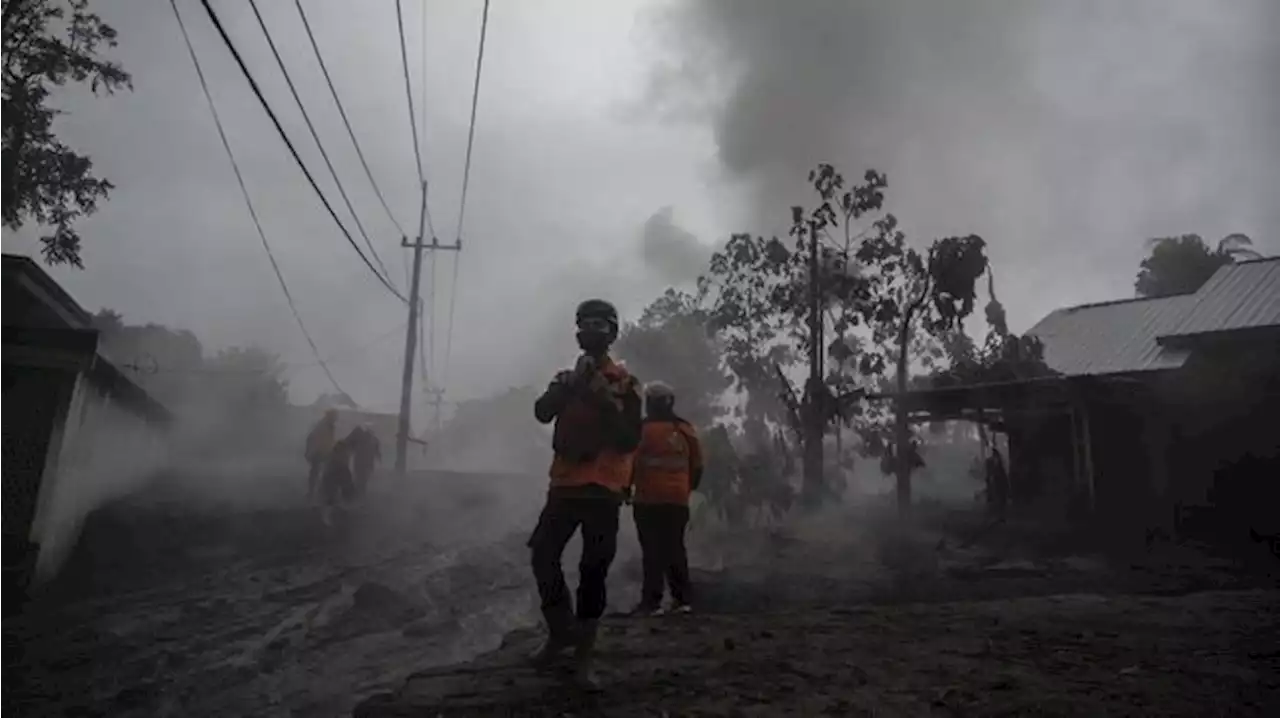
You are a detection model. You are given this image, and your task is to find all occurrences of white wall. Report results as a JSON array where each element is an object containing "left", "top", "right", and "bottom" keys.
[{"left": 30, "top": 369, "right": 169, "bottom": 581}]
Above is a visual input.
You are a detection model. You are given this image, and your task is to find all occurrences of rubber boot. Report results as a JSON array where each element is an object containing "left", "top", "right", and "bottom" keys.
[
  {"left": 529, "top": 604, "right": 575, "bottom": 669},
  {"left": 572, "top": 619, "right": 601, "bottom": 691}
]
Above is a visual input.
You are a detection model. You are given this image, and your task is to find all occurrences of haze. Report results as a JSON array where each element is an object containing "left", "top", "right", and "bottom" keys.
[{"left": 6, "top": 0, "right": 1277, "bottom": 415}]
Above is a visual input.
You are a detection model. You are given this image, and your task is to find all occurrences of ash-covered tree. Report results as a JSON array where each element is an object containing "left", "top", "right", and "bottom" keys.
[
  {"left": 701, "top": 163, "right": 991, "bottom": 514},
  {"left": 3, "top": 0, "right": 132, "bottom": 267},
  {"left": 931, "top": 270, "right": 1057, "bottom": 389},
  {"left": 613, "top": 288, "right": 731, "bottom": 429},
  {"left": 206, "top": 346, "right": 289, "bottom": 412},
  {"left": 1135, "top": 233, "right": 1260, "bottom": 298},
  {"left": 698, "top": 167, "right": 890, "bottom": 455},
  {"left": 92, "top": 308, "right": 289, "bottom": 415}
]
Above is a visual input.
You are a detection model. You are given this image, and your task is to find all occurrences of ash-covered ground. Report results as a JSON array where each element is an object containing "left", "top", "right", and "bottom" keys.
[
  {"left": 4, "top": 470, "right": 558, "bottom": 718},
  {"left": 5, "top": 474, "right": 1278, "bottom": 718}
]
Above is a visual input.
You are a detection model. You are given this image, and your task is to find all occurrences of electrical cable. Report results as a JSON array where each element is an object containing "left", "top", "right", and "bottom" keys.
[
  {"left": 247, "top": 0, "right": 395, "bottom": 287},
  {"left": 293, "top": 0, "right": 408, "bottom": 239},
  {"left": 440, "top": 0, "right": 491, "bottom": 388},
  {"left": 291, "top": 319, "right": 408, "bottom": 371},
  {"left": 452, "top": 0, "right": 490, "bottom": 248},
  {"left": 197, "top": 0, "right": 407, "bottom": 304},
  {"left": 394, "top": 0, "right": 425, "bottom": 188},
  {"left": 395, "top": 0, "right": 439, "bottom": 243},
  {"left": 420, "top": 0, "right": 438, "bottom": 388},
  {"left": 170, "top": 0, "right": 348, "bottom": 398}
]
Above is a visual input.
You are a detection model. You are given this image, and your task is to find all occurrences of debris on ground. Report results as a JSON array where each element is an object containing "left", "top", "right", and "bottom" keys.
[{"left": 355, "top": 589, "right": 1280, "bottom": 717}]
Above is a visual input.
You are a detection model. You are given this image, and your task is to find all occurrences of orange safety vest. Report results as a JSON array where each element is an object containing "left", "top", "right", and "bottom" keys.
[
  {"left": 633, "top": 419, "right": 699, "bottom": 505},
  {"left": 549, "top": 359, "right": 639, "bottom": 493}
]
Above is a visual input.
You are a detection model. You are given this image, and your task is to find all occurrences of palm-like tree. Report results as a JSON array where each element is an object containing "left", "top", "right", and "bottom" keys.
[{"left": 1135, "top": 233, "right": 1262, "bottom": 298}]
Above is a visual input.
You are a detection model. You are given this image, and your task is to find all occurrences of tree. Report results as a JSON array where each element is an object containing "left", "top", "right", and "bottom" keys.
[
  {"left": 701, "top": 163, "right": 990, "bottom": 514},
  {"left": 1135, "top": 233, "right": 1261, "bottom": 298},
  {"left": 205, "top": 346, "right": 289, "bottom": 412},
  {"left": 613, "top": 288, "right": 732, "bottom": 428},
  {"left": 92, "top": 308, "right": 204, "bottom": 407},
  {"left": 931, "top": 269, "right": 1057, "bottom": 389},
  {"left": 3, "top": 0, "right": 132, "bottom": 267},
  {"left": 699, "top": 166, "right": 891, "bottom": 493}
]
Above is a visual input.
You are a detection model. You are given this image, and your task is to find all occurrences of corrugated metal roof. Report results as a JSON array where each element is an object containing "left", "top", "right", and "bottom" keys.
[
  {"left": 1161, "top": 257, "right": 1280, "bottom": 339},
  {"left": 1026, "top": 295, "right": 1195, "bottom": 376}
]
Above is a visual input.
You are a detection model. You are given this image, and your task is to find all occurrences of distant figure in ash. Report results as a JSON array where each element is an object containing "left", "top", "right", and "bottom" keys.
[
  {"left": 319, "top": 436, "right": 358, "bottom": 526},
  {"left": 304, "top": 408, "right": 339, "bottom": 500},
  {"left": 345, "top": 423, "right": 382, "bottom": 498},
  {"left": 629, "top": 381, "right": 703, "bottom": 616}
]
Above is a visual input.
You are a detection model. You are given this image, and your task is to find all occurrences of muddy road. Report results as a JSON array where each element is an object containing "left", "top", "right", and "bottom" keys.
[
  {"left": 6, "top": 477, "right": 1277, "bottom": 717},
  {"left": 5, "top": 471, "right": 553, "bottom": 718}
]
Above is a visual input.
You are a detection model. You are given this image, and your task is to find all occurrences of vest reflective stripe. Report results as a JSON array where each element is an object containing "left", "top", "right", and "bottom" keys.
[
  {"left": 633, "top": 420, "right": 693, "bottom": 505},
  {"left": 548, "top": 360, "right": 637, "bottom": 493}
]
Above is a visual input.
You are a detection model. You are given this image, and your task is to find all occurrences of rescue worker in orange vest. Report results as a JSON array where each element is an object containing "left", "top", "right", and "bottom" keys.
[
  {"left": 528, "top": 298, "right": 642, "bottom": 689},
  {"left": 629, "top": 381, "right": 702, "bottom": 616}
]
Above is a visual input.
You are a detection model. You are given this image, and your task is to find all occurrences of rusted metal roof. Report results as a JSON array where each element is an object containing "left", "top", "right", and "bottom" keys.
[
  {"left": 1161, "top": 257, "right": 1280, "bottom": 340},
  {"left": 1026, "top": 294, "right": 1195, "bottom": 376}
]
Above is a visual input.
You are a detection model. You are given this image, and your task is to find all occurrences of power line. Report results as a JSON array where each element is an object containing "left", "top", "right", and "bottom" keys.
[
  {"left": 247, "top": 0, "right": 395, "bottom": 287},
  {"left": 420, "top": 0, "right": 438, "bottom": 388},
  {"left": 293, "top": 0, "right": 408, "bottom": 239},
  {"left": 395, "top": 0, "right": 439, "bottom": 243},
  {"left": 170, "top": 0, "right": 347, "bottom": 399},
  {"left": 197, "top": 0, "right": 407, "bottom": 304},
  {"left": 452, "top": 0, "right": 490, "bottom": 247},
  {"left": 440, "top": 0, "right": 491, "bottom": 388},
  {"left": 441, "top": 255, "right": 461, "bottom": 388},
  {"left": 394, "top": 0, "right": 425, "bottom": 188},
  {"left": 292, "top": 319, "right": 408, "bottom": 371}
]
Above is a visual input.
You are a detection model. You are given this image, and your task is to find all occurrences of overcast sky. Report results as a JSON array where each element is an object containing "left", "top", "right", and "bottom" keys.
[{"left": 6, "top": 0, "right": 1278, "bottom": 416}]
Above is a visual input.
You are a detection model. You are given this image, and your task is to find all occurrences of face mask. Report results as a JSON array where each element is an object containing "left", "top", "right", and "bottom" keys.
[
  {"left": 576, "top": 329, "right": 610, "bottom": 354},
  {"left": 575, "top": 316, "right": 613, "bottom": 354}
]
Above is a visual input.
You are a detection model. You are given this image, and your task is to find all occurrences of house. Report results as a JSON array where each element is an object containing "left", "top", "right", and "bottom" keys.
[
  {"left": 884, "top": 257, "right": 1280, "bottom": 542},
  {"left": 2, "top": 254, "right": 173, "bottom": 610}
]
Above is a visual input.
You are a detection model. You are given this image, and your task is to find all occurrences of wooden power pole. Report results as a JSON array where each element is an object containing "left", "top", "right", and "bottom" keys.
[{"left": 396, "top": 181, "right": 459, "bottom": 474}]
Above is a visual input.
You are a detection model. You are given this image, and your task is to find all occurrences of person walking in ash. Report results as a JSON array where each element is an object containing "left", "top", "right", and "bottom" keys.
[
  {"left": 629, "top": 381, "right": 703, "bottom": 616},
  {"left": 345, "top": 423, "right": 382, "bottom": 498},
  {"left": 527, "top": 299, "right": 643, "bottom": 689},
  {"left": 304, "top": 408, "right": 339, "bottom": 500},
  {"left": 319, "top": 436, "right": 358, "bottom": 526}
]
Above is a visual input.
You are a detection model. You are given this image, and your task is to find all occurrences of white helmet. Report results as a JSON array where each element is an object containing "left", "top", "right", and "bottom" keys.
[{"left": 644, "top": 381, "right": 675, "bottom": 402}]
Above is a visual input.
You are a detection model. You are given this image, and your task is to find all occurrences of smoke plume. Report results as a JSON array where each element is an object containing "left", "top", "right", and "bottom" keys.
[
  {"left": 644, "top": 0, "right": 1280, "bottom": 329},
  {"left": 638, "top": 206, "right": 709, "bottom": 285}
]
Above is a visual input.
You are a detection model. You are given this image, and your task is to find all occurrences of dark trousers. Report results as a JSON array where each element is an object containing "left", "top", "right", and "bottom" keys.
[
  {"left": 353, "top": 459, "right": 375, "bottom": 497},
  {"left": 633, "top": 503, "right": 691, "bottom": 606},
  {"left": 528, "top": 496, "right": 620, "bottom": 625},
  {"left": 307, "top": 458, "right": 325, "bottom": 497}
]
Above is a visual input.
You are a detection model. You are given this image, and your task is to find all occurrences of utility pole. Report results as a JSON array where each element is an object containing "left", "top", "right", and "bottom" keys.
[
  {"left": 396, "top": 181, "right": 459, "bottom": 474},
  {"left": 802, "top": 218, "right": 825, "bottom": 508}
]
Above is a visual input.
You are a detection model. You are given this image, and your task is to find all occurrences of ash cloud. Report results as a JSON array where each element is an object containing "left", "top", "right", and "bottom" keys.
[
  {"left": 637, "top": 206, "right": 708, "bottom": 285},
  {"left": 643, "top": 0, "right": 1280, "bottom": 331}
]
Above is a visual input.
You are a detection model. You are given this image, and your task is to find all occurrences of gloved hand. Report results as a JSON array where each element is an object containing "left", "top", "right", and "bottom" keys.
[{"left": 573, "top": 353, "right": 597, "bottom": 379}]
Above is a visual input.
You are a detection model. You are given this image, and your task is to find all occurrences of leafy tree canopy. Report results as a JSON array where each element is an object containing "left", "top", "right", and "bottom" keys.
[
  {"left": 1134, "top": 233, "right": 1259, "bottom": 298},
  {"left": 698, "top": 163, "right": 993, "bottom": 511},
  {"left": 91, "top": 308, "right": 288, "bottom": 414},
  {"left": 3, "top": 0, "right": 132, "bottom": 267},
  {"left": 614, "top": 288, "right": 732, "bottom": 429}
]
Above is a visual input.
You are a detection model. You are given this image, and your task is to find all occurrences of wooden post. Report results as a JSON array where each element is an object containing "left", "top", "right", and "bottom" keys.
[{"left": 1080, "top": 402, "right": 1097, "bottom": 514}]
